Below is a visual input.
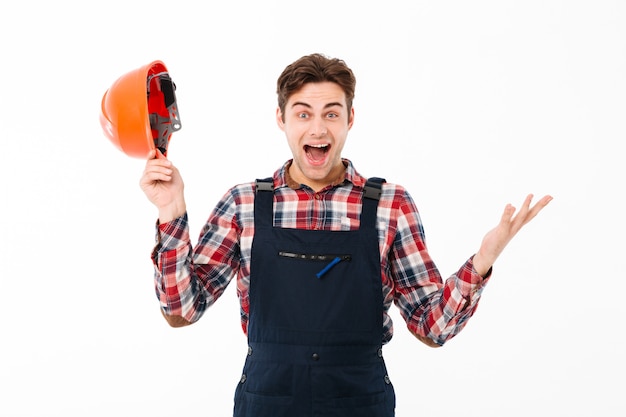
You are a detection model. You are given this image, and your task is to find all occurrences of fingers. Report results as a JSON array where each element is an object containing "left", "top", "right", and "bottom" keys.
[
  {"left": 535, "top": 194, "right": 554, "bottom": 208},
  {"left": 144, "top": 151, "right": 173, "bottom": 170},
  {"left": 510, "top": 194, "right": 553, "bottom": 230},
  {"left": 512, "top": 194, "right": 533, "bottom": 226},
  {"left": 146, "top": 148, "right": 168, "bottom": 160},
  {"left": 479, "top": 194, "right": 552, "bottom": 269},
  {"left": 143, "top": 167, "right": 173, "bottom": 183},
  {"left": 155, "top": 148, "right": 167, "bottom": 160},
  {"left": 500, "top": 203, "right": 516, "bottom": 224},
  {"left": 145, "top": 164, "right": 173, "bottom": 180},
  {"left": 140, "top": 155, "right": 175, "bottom": 187},
  {"left": 525, "top": 194, "right": 553, "bottom": 223}
]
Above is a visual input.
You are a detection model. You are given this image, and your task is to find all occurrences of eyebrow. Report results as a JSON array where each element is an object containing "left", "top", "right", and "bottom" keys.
[{"left": 290, "top": 101, "right": 344, "bottom": 109}]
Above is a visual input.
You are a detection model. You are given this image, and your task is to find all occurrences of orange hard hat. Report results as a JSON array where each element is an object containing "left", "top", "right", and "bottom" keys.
[{"left": 100, "top": 60, "right": 181, "bottom": 158}]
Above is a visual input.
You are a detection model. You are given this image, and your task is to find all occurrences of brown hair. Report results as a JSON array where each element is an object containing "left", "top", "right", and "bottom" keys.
[{"left": 276, "top": 53, "right": 356, "bottom": 122}]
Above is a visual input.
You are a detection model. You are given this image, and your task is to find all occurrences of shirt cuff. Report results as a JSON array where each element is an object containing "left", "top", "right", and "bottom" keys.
[
  {"left": 456, "top": 255, "right": 492, "bottom": 297},
  {"left": 155, "top": 212, "right": 190, "bottom": 251}
]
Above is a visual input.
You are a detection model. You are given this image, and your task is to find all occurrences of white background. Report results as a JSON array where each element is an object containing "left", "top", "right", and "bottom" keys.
[{"left": 1, "top": 1, "right": 624, "bottom": 416}]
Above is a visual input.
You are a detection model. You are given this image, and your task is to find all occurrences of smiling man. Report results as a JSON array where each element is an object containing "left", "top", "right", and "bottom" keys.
[
  {"left": 140, "top": 53, "right": 552, "bottom": 417},
  {"left": 278, "top": 80, "right": 353, "bottom": 191}
]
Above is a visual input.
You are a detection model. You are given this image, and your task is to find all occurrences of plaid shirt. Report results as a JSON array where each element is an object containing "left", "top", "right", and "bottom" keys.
[{"left": 152, "top": 159, "right": 490, "bottom": 346}]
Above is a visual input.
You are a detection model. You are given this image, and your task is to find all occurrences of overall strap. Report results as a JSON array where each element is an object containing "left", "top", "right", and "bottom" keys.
[
  {"left": 363, "top": 177, "right": 386, "bottom": 200},
  {"left": 361, "top": 177, "right": 386, "bottom": 229},
  {"left": 254, "top": 177, "right": 274, "bottom": 228}
]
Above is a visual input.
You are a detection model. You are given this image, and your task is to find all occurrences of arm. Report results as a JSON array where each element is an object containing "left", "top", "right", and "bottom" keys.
[
  {"left": 140, "top": 149, "right": 190, "bottom": 325},
  {"left": 140, "top": 150, "right": 240, "bottom": 326},
  {"left": 390, "top": 191, "right": 551, "bottom": 347},
  {"left": 387, "top": 189, "right": 480, "bottom": 347}
]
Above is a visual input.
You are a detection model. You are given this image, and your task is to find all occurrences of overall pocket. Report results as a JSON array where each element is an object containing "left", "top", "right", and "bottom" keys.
[
  {"left": 278, "top": 251, "right": 352, "bottom": 278},
  {"left": 234, "top": 360, "right": 295, "bottom": 417},
  {"left": 270, "top": 249, "right": 378, "bottom": 337},
  {"left": 311, "top": 362, "right": 395, "bottom": 417}
]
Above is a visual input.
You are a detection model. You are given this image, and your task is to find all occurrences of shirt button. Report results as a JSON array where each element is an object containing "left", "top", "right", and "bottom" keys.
[
  {"left": 240, "top": 374, "right": 247, "bottom": 383},
  {"left": 312, "top": 353, "right": 320, "bottom": 361},
  {"left": 384, "top": 375, "right": 391, "bottom": 384},
  {"left": 247, "top": 346, "right": 253, "bottom": 356},
  {"left": 377, "top": 348, "right": 383, "bottom": 358}
]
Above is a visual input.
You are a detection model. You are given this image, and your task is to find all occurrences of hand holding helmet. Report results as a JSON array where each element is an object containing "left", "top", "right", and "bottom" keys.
[
  {"left": 100, "top": 60, "right": 187, "bottom": 221},
  {"left": 139, "top": 148, "right": 186, "bottom": 223}
]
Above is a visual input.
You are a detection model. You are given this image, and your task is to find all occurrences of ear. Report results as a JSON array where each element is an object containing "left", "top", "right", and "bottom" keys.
[
  {"left": 276, "top": 107, "right": 285, "bottom": 131},
  {"left": 347, "top": 107, "right": 355, "bottom": 129}
]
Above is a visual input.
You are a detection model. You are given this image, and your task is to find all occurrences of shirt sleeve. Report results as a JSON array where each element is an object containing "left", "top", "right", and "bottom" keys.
[
  {"left": 150, "top": 189, "right": 242, "bottom": 323},
  {"left": 389, "top": 190, "right": 491, "bottom": 346}
]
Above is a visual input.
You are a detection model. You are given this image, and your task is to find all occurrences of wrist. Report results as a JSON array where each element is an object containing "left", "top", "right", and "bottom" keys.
[
  {"left": 158, "top": 200, "right": 186, "bottom": 223},
  {"left": 472, "top": 252, "right": 492, "bottom": 278}
]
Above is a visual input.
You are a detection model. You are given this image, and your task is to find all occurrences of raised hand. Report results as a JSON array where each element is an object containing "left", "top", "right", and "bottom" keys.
[
  {"left": 139, "top": 149, "right": 187, "bottom": 223},
  {"left": 472, "top": 194, "right": 553, "bottom": 276}
]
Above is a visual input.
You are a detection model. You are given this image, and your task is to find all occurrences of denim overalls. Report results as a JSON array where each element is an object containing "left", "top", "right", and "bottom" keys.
[{"left": 233, "top": 178, "right": 396, "bottom": 417}]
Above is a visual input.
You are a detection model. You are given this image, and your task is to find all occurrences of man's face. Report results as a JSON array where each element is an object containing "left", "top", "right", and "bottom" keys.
[{"left": 277, "top": 81, "right": 354, "bottom": 191}]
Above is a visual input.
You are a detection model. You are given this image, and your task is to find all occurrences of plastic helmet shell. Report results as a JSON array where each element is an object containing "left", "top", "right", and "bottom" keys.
[{"left": 100, "top": 60, "right": 181, "bottom": 158}]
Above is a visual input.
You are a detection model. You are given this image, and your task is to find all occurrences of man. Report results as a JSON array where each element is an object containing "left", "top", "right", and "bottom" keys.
[{"left": 140, "top": 53, "right": 552, "bottom": 416}]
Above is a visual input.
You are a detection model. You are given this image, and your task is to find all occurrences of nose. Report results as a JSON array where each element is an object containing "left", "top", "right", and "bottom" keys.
[{"left": 309, "top": 118, "right": 327, "bottom": 137}]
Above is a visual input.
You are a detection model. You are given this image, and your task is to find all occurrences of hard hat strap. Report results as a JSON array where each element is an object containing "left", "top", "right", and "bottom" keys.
[{"left": 147, "top": 72, "right": 182, "bottom": 156}]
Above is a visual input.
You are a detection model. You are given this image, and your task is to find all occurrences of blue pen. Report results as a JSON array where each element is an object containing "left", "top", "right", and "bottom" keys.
[{"left": 316, "top": 257, "right": 342, "bottom": 279}]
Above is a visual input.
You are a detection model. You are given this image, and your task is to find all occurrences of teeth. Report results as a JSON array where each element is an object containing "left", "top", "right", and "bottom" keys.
[{"left": 309, "top": 144, "right": 328, "bottom": 148}]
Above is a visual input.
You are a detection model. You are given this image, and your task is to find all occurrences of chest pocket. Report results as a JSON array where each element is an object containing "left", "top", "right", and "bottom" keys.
[{"left": 278, "top": 251, "right": 352, "bottom": 278}]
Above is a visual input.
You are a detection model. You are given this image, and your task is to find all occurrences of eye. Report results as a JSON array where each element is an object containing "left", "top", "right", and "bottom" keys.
[
  {"left": 297, "top": 112, "right": 309, "bottom": 119},
  {"left": 326, "top": 112, "right": 339, "bottom": 119}
]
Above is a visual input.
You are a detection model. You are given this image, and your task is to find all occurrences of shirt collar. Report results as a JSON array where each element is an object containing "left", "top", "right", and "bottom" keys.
[{"left": 275, "top": 159, "right": 367, "bottom": 191}]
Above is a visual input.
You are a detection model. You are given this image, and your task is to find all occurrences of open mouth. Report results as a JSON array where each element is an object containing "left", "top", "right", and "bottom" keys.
[{"left": 304, "top": 144, "right": 330, "bottom": 162}]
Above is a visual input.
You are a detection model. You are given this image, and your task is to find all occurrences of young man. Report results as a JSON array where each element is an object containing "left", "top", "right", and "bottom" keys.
[{"left": 140, "top": 53, "right": 552, "bottom": 416}]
